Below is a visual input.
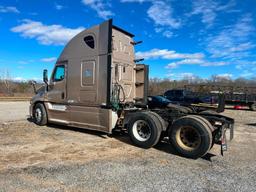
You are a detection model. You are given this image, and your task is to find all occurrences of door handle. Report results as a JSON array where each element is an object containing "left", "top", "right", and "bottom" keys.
[{"left": 61, "top": 92, "right": 65, "bottom": 99}]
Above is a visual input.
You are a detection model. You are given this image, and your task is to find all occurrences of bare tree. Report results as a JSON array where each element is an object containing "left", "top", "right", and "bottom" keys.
[
  {"left": 0, "top": 68, "right": 12, "bottom": 95},
  {"left": 149, "top": 75, "right": 256, "bottom": 96}
]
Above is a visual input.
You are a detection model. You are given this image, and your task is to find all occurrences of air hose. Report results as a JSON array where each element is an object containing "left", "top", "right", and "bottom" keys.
[{"left": 111, "top": 83, "right": 125, "bottom": 111}]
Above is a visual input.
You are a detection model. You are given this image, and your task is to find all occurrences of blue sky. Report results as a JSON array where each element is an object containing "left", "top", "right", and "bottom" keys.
[{"left": 0, "top": 0, "right": 255, "bottom": 81}]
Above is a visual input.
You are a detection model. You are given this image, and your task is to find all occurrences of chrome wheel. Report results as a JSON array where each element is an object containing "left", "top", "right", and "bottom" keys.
[
  {"left": 132, "top": 120, "right": 151, "bottom": 142},
  {"left": 35, "top": 108, "right": 42, "bottom": 123}
]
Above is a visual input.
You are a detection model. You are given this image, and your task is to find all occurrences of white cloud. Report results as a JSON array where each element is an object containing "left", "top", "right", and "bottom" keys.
[
  {"left": 162, "top": 30, "right": 173, "bottom": 38},
  {"left": 190, "top": 0, "right": 235, "bottom": 27},
  {"left": 200, "top": 61, "right": 227, "bottom": 67},
  {"left": 122, "top": 0, "right": 180, "bottom": 38},
  {"left": 121, "top": 0, "right": 150, "bottom": 2},
  {"left": 136, "top": 48, "right": 228, "bottom": 69},
  {"left": 11, "top": 19, "right": 84, "bottom": 45},
  {"left": 147, "top": 1, "right": 181, "bottom": 29},
  {"left": 18, "top": 61, "right": 29, "bottom": 64},
  {"left": 13, "top": 77, "right": 26, "bottom": 82},
  {"left": 136, "top": 49, "right": 204, "bottom": 60},
  {"left": 55, "top": 4, "right": 64, "bottom": 10},
  {"left": 167, "top": 72, "right": 199, "bottom": 81},
  {"left": 215, "top": 73, "right": 233, "bottom": 80},
  {"left": 206, "top": 14, "right": 255, "bottom": 59},
  {"left": 166, "top": 59, "right": 203, "bottom": 69},
  {"left": 240, "top": 71, "right": 254, "bottom": 78},
  {"left": 154, "top": 27, "right": 163, "bottom": 33},
  {"left": 81, "top": 0, "right": 114, "bottom": 19},
  {"left": 166, "top": 58, "right": 227, "bottom": 69},
  {"left": 229, "top": 42, "right": 255, "bottom": 52},
  {"left": 136, "top": 49, "right": 229, "bottom": 69},
  {"left": 13, "top": 76, "right": 43, "bottom": 82},
  {"left": 41, "top": 57, "right": 57, "bottom": 62},
  {"left": 0, "top": 6, "right": 20, "bottom": 13},
  {"left": 235, "top": 60, "right": 256, "bottom": 74}
]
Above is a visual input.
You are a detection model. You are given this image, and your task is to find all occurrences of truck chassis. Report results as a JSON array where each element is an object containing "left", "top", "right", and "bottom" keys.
[{"left": 118, "top": 104, "right": 234, "bottom": 158}]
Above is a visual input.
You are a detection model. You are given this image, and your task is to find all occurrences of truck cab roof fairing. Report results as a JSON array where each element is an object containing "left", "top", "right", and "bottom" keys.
[
  {"left": 56, "top": 19, "right": 135, "bottom": 64},
  {"left": 57, "top": 19, "right": 113, "bottom": 63}
]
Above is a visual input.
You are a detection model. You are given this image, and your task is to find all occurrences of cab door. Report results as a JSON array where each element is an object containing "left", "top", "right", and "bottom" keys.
[
  {"left": 46, "top": 62, "right": 69, "bottom": 122},
  {"left": 48, "top": 63, "right": 67, "bottom": 103}
]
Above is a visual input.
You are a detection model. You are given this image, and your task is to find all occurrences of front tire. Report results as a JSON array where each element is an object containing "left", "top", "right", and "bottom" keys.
[
  {"left": 169, "top": 115, "right": 212, "bottom": 159},
  {"left": 127, "top": 112, "right": 162, "bottom": 148},
  {"left": 33, "top": 103, "right": 48, "bottom": 126}
]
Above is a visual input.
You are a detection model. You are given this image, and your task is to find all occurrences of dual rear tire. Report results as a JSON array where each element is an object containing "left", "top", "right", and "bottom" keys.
[
  {"left": 127, "top": 112, "right": 162, "bottom": 148},
  {"left": 168, "top": 116, "right": 213, "bottom": 159},
  {"left": 127, "top": 112, "right": 213, "bottom": 159}
]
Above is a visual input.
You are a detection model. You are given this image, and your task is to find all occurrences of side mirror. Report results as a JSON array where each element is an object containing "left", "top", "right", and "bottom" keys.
[{"left": 43, "top": 69, "right": 48, "bottom": 84}]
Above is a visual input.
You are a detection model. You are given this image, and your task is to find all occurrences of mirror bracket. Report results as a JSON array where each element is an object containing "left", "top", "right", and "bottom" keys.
[{"left": 43, "top": 69, "right": 49, "bottom": 91}]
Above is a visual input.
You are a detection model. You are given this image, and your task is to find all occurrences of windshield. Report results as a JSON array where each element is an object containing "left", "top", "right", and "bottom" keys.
[{"left": 156, "top": 96, "right": 171, "bottom": 102}]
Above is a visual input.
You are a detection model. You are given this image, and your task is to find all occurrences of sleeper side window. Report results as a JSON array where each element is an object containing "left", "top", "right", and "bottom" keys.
[
  {"left": 53, "top": 65, "right": 65, "bottom": 82},
  {"left": 84, "top": 35, "right": 95, "bottom": 49},
  {"left": 82, "top": 61, "right": 95, "bottom": 86}
]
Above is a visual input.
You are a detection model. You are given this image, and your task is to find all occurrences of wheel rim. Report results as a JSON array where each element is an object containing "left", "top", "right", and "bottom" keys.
[
  {"left": 132, "top": 120, "right": 151, "bottom": 142},
  {"left": 35, "top": 108, "right": 42, "bottom": 123},
  {"left": 176, "top": 126, "right": 201, "bottom": 151}
]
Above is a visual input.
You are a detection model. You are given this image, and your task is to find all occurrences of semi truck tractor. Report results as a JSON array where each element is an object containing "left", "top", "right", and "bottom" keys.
[{"left": 30, "top": 20, "right": 234, "bottom": 159}]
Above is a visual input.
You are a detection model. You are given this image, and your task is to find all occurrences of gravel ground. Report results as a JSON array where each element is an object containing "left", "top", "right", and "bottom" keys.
[
  {"left": 0, "top": 102, "right": 255, "bottom": 192},
  {"left": 0, "top": 102, "right": 29, "bottom": 122}
]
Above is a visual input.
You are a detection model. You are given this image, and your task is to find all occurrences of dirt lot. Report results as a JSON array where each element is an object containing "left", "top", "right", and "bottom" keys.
[
  {"left": 0, "top": 102, "right": 255, "bottom": 192},
  {"left": 0, "top": 102, "right": 29, "bottom": 122}
]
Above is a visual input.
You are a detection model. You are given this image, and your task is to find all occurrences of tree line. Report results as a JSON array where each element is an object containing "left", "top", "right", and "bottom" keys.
[
  {"left": 149, "top": 76, "right": 256, "bottom": 95},
  {"left": 1, "top": 69, "right": 255, "bottom": 96},
  {"left": 0, "top": 69, "right": 39, "bottom": 96}
]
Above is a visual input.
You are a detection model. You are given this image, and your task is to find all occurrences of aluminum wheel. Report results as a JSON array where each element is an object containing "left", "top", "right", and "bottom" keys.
[
  {"left": 176, "top": 126, "right": 201, "bottom": 151},
  {"left": 132, "top": 120, "right": 151, "bottom": 142},
  {"left": 35, "top": 108, "right": 42, "bottom": 123}
]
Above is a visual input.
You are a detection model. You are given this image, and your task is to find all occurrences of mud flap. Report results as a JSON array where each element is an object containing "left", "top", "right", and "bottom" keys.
[
  {"left": 229, "top": 123, "right": 234, "bottom": 141},
  {"left": 221, "top": 127, "right": 227, "bottom": 156}
]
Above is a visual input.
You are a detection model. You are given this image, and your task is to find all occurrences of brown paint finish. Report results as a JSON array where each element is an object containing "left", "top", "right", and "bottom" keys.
[
  {"left": 30, "top": 20, "right": 148, "bottom": 133},
  {"left": 112, "top": 28, "right": 136, "bottom": 102}
]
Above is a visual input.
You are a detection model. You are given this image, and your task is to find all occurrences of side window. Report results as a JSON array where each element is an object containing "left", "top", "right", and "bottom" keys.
[
  {"left": 53, "top": 65, "right": 65, "bottom": 82},
  {"left": 84, "top": 35, "right": 95, "bottom": 49},
  {"left": 82, "top": 61, "right": 95, "bottom": 86}
]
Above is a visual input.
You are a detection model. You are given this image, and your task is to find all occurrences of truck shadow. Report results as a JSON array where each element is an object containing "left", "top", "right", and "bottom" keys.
[
  {"left": 27, "top": 117, "right": 108, "bottom": 139},
  {"left": 225, "top": 107, "right": 251, "bottom": 111},
  {"left": 27, "top": 118, "right": 216, "bottom": 161},
  {"left": 246, "top": 123, "right": 256, "bottom": 127},
  {"left": 112, "top": 131, "right": 216, "bottom": 161},
  {"left": 48, "top": 124, "right": 109, "bottom": 139}
]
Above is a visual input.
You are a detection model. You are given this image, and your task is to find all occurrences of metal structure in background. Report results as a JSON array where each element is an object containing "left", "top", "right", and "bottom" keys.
[{"left": 185, "top": 84, "right": 256, "bottom": 111}]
